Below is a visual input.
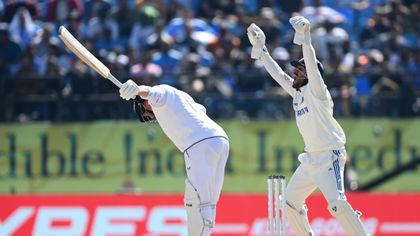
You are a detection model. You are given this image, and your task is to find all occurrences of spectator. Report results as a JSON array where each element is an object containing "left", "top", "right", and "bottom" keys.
[
  {"left": 366, "top": 49, "right": 401, "bottom": 115},
  {"left": 151, "top": 40, "right": 183, "bottom": 85},
  {"left": 129, "top": 51, "right": 162, "bottom": 86},
  {"left": 388, "top": 0, "right": 412, "bottom": 32},
  {"left": 212, "top": 0, "right": 238, "bottom": 15},
  {"left": 102, "top": 49, "right": 130, "bottom": 79},
  {"left": 8, "top": 7, "right": 41, "bottom": 50},
  {"left": 83, "top": 0, "right": 111, "bottom": 23},
  {"left": 300, "top": 0, "right": 346, "bottom": 29},
  {"left": 0, "top": 23, "right": 22, "bottom": 76},
  {"left": 129, "top": 5, "right": 160, "bottom": 59},
  {"left": 2, "top": 0, "right": 38, "bottom": 23},
  {"left": 360, "top": 6, "right": 392, "bottom": 47},
  {"left": 16, "top": 45, "right": 39, "bottom": 78},
  {"left": 64, "top": 9, "right": 85, "bottom": 41},
  {"left": 175, "top": 52, "right": 212, "bottom": 94},
  {"left": 0, "top": 1, "right": 4, "bottom": 19},
  {"left": 36, "top": 38, "right": 67, "bottom": 77},
  {"left": 409, "top": 49, "right": 420, "bottom": 89},
  {"left": 33, "top": 23, "right": 55, "bottom": 58},
  {"left": 85, "top": 4, "right": 119, "bottom": 51},
  {"left": 44, "top": 0, "right": 84, "bottom": 24},
  {"left": 236, "top": 56, "right": 264, "bottom": 94},
  {"left": 275, "top": 0, "right": 304, "bottom": 16},
  {"left": 162, "top": 7, "right": 218, "bottom": 53},
  {"left": 256, "top": 7, "right": 283, "bottom": 48},
  {"left": 313, "top": 17, "right": 349, "bottom": 61},
  {"left": 340, "top": 40, "right": 355, "bottom": 74},
  {"left": 397, "top": 48, "right": 417, "bottom": 117},
  {"left": 108, "top": 0, "right": 133, "bottom": 40},
  {"left": 211, "top": 24, "right": 236, "bottom": 77}
]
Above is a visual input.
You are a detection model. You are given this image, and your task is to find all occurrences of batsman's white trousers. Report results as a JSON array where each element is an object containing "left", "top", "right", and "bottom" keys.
[
  {"left": 184, "top": 136, "right": 229, "bottom": 208},
  {"left": 286, "top": 149, "right": 347, "bottom": 207}
]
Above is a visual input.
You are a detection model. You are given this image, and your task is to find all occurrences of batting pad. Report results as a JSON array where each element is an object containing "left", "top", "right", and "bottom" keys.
[
  {"left": 285, "top": 202, "right": 314, "bottom": 236},
  {"left": 328, "top": 200, "right": 369, "bottom": 236},
  {"left": 184, "top": 179, "right": 215, "bottom": 236}
]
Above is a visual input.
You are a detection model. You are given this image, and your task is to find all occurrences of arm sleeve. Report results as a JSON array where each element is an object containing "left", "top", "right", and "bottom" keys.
[
  {"left": 260, "top": 49, "right": 295, "bottom": 97},
  {"left": 145, "top": 85, "right": 171, "bottom": 107},
  {"left": 302, "top": 43, "right": 328, "bottom": 100}
]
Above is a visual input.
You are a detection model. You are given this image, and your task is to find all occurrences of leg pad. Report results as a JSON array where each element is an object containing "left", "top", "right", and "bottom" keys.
[
  {"left": 285, "top": 201, "right": 314, "bottom": 236},
  {"left": 328, "top": 200, "right": 368, "bottom": 236},
  {"left": 184, "top": 179, "right": 215, "bottom": 236}
]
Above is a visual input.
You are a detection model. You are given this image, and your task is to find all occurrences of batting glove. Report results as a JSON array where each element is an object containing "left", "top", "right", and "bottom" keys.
[
  {"left": 120, "top": 79, "right": 140, "bottom": 100},
  {"left": 289, "top": 16, "right": 311, "bottom": 45},
  {"left": 247, "top": 23, "right": 266, "bottom": 59}
]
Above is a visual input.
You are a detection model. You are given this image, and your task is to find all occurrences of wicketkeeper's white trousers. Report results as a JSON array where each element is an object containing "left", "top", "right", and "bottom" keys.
[{"left": 286, "top": 149, "right": 347, "bottom": 207}]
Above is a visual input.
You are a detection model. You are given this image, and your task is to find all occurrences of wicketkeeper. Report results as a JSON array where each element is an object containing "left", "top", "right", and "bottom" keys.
[
  {"left": 247, "top": 16, "right": 370, "bottom": 236},
  {"left": 119, "top": 83, "right": 229, "bottom": 235}
]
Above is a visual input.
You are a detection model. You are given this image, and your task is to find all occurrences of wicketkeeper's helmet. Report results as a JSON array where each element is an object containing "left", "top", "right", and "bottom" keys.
[{"left": 290, "top": 58, "right": 324, "bottom": 76}]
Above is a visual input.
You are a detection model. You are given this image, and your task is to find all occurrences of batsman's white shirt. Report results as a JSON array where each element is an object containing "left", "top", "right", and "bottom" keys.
[
  {"left": 261, "top": 45, "right": 345, "bottom": 153},
  {"left": 145, "top": 84, "right": 228, "bottom": 152}
]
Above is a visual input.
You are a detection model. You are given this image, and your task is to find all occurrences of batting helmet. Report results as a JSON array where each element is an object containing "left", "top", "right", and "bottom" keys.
[
  {"left": 133, "top": 96, "right": 156, "bottom": 123},
  {"left": 290, "top": 58, "right": 324, "bottom": 76}
]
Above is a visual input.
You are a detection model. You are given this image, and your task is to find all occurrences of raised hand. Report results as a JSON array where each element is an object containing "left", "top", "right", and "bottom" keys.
[
  {"left": 289, "top": 16, "right": 311, "bottom": 45},
  {"left": 247, "top": 23, "right": 266, "bottom": 59},
  {"left": 289, "top": 16, "right": 310, "bottom": 33}
]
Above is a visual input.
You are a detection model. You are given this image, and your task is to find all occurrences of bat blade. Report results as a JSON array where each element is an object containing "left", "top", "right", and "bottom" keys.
[{"left": 58, "top": 26, "right": 121, "bottom": 88}]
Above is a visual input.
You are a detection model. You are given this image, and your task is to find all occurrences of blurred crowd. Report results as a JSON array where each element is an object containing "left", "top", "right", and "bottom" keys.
[{"left": 0, "top": 0, "right": 419, "bottom": 122}]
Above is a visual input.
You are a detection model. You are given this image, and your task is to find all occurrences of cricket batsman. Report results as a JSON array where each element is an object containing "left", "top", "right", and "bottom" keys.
[
  {"left": 247, "top": 16, "right": 370, "bottom": 235},
  {"left": 119, "top": 82, "right": 229, "bottom": 235}
]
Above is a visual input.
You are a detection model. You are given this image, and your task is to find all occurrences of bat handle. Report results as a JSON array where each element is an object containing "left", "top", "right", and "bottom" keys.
[{"left": 107, "top": 73, "right": 122, "bottom": 88}]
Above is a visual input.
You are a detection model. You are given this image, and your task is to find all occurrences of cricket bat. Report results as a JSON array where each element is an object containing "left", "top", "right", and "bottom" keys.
[{"left": 58, "top": 26, "right": 122, "bottom": 88}]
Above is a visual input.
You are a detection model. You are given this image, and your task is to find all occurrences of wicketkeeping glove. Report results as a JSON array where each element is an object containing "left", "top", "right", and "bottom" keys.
[
  {"left": 247, "top": 23, "right": 266, "bottom": 59},
  {"left": 289, "top": 16, "right": 311, "bottom": 45}
]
